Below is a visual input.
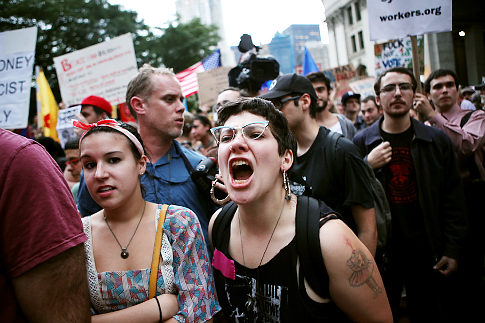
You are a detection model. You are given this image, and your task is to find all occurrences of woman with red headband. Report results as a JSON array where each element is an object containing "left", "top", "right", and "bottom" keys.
[{"left": 74, "top": 119, "right": 219, "bottom": 322}]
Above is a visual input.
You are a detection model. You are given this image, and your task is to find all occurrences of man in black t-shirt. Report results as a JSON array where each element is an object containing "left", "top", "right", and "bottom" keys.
[
  {"left": 260, "top": 73, "right": 377, "bottom": 256},
  {"left": 353, "top": 67, "right": 468, "bottom": 322}
]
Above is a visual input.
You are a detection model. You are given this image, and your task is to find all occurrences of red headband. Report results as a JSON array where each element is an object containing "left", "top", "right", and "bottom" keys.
[{"left": 73, "top": 119, "right": 144, "bottom": 155}]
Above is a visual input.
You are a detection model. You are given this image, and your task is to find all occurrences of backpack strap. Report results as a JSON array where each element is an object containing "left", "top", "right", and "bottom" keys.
[
  {"left": 460, "top": 110, "right": 475, "bottom": 128},
  {"left": 211, "top": 201, "right": 237, "bottom": 250},
  {"left": 296, "top": 195, "right": 327, "bottom": 297}
]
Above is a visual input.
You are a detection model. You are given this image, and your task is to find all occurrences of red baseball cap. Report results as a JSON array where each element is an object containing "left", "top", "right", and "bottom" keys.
[{"left": 81, "top": 95, "right": 112, "bottom": 116}]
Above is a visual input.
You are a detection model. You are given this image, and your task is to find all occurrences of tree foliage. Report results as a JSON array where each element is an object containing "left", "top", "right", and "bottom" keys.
[
  {"left": 0, "top": 0, "right": 158, "bottom": 99},
  {"left": 158, "top": 17, "right": 220, "bottom": 73},
  {"left": 0, "top": 0, "right": 221, "bottom": 100}
]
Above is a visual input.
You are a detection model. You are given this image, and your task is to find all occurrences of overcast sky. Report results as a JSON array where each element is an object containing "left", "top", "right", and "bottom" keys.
[{"left": 109, "top": 0, "right": 329, "bottom": 47}]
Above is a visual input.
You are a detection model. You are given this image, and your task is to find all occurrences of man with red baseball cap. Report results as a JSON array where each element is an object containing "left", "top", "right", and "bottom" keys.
[{"left": 80, "top": 95, "right": 112, "bottom": 124}]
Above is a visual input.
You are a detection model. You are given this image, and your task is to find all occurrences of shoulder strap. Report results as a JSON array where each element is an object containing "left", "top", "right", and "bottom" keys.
[
  {"left": 460, "top": 110, "right": 475, "bottom": 128},
  {"left": 296, "top": 195, "right": 328, "bottom": 297},
  {"left": 173, "top": 140, "right": 195, "bottom": 173},
  {"left": 211, "top": 201, "right": 237, "bottom": 250},
  {"left": 149, "top": 204, "right": 169, "bottom": 299},
  {"left": 327, "top": 129, "right": 341, "bottom": 148}
]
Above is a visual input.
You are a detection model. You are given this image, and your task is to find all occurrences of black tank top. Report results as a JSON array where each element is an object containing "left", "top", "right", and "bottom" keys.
[{"left": 212, "top": 211, "right": 348, "bottom": 322}]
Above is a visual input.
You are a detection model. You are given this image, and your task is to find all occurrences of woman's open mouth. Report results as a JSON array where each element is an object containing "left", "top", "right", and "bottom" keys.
[{"left": 230, "top": 159, "right": 253, "bottom": 184}]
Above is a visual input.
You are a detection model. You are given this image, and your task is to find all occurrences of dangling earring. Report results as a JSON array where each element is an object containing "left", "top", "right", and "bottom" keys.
[
  {"left": 283, "top": 170, "right": 291, "bottom": 200},
  {"left": 211, "top": 178, "right": 231, "bottom": 205}
]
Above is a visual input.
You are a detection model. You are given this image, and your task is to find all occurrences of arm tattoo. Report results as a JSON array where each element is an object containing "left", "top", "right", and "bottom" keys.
[{"left": 346, "top": 247, "right": 382, "bottom": 298}]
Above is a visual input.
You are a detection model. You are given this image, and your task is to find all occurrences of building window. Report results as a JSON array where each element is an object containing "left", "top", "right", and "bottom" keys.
[
  {"left": 347, "top": 6, "right": 353, "bottom": 25},
  {"left": 351, "top": 35, "right": 357, "bottom": 53},
  {"left": 358, "top": 30, "right": 364, "bottom": 50},
  {"left": 355, "top": 2, "right": 362, "bottom": 21}
]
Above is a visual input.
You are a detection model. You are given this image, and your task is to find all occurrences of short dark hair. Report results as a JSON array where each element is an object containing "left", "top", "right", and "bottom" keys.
[
  {"left": 424, "top": 69, "right": 458, "bottom": 93},
  {"left": 361, "top": 95, "right": 379, "bottom": 109},
  {"left": 81, "top": 122, "right": 145, "bottom": 161},
  {"left": 306, "top": 71, "right": 332, "bottom": 91},
  {"left": 374, "top": 67, "right": 417, "bottom": 95},
  {"left": 217, "top": 97, "right": 297, "bottom": 158},
  {"left": 194, "top": 114, "right": 212, "bottom": 128},
  {"left": 91, "top": 105, "right": 108, "bottom": 117},
  {"left": 64, "top": 138, "right": 80, "bottom": 150}
]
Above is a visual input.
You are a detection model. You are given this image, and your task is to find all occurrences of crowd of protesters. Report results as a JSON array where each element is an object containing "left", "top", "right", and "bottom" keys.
[{"left": 1, "top": 41, "right": 484, "bottom": 323}]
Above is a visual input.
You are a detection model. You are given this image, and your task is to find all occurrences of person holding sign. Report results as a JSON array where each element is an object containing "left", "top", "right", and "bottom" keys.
[
  {"left": 353, "top": 67, "right": 468, "bottom": 322},
  {"left": 76, "top": 119, "right": 219, "bottom": 321}
]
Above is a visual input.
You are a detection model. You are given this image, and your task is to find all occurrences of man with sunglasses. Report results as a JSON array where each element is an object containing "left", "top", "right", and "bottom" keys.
[
  {"left": 353, "top": 67, "right": 468, "bottom": 322},
  {"left": 260, "top": 73, "right": 378, "bottom": 257}
]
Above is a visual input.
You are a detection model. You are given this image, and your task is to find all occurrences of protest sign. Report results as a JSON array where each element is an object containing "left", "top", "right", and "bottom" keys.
[
  {"left": 349, "top": 77, "right": 376, "bottom": 99},
  {"left": 367, "top": 0, "right": 452, "bottom": 41},
  {"left": 375, "top": 36, "right": 424, "bottom": 76},
  {"left": 323, "top": 64, "right": 357, "bottom": 84},
  {"left": 54, "top": 33, "right": 137, "bottom": 107},
  {"left": 56, "top": 105, "right": 81, "bottom": 148},
  {"left": 196, "top": 66, "right": 231, "bottom": 108},
  {"left": 0, "top": 27, "right": 37, "bottom": 129}
]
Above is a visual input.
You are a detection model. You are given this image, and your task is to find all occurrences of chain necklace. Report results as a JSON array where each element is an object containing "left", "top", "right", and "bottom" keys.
[
  {"left": 238, "top": 196, "right": 287, "bottom": 268},
  {"left": 104, "top": 202, "right": 146, "bottom": 259}
]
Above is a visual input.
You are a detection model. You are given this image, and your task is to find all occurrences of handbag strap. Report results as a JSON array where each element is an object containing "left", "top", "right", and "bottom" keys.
[{"left": 149, "top": 204, "right": 169, "bottom": 299}]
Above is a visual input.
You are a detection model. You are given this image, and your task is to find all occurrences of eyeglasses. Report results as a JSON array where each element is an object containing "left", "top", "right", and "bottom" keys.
[
  {"left": 210, "top": 121, "right": 269, "bottom": 144},
  {"left": 65, "top": 157, "right": 80, "bottom": 166},
  {"left": 379, "top": 83, "right": 414, "bottom": 94},
  {"left": 271, "top": 95, "right": 301, "bottom": 110}
]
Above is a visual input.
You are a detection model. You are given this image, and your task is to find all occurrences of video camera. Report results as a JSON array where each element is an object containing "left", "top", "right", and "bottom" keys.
[{"left": 228, "top": 34, "right": 280, "bottom": 96}]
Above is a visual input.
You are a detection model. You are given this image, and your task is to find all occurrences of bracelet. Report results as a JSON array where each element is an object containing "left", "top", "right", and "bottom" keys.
[{"left": 154, "top": 296, "right": 162, "bottom": 322}]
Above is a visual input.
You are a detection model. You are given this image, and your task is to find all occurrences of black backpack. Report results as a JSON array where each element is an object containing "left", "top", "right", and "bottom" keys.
[
  {"left": 211, "top": 195, "right": 336, "bottom": 298},
  {"left": 326, "top": 131, "right": 392, "bottom": 267}
]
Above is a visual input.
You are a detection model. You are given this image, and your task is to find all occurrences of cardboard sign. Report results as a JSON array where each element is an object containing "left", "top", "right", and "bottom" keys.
[
  {"left": 367, "top": 0, "right": 452, "bottom": 41},
  {"left": 349, "top": 77, "right": 376, "bottom": 99},
  {"left": 56, "top": 105, "right": 81, "bottom": 148},
  {"left": 196, "top": 67, "right": 231, "bottom": 108},
  {"left": 54, "top": 33, "right": 138, "bottom": 107},
  {"left": 0, "top": 27, "right": 37, "bottom": 129},
  {"left": 323, "top": 64, "right": 357, "bottom": 83},
  {"left": 374, "top": 36, "right": 424, "bottom": 76}
]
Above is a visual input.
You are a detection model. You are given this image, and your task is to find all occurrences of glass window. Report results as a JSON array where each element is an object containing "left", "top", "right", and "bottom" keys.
[
  {"left": 351, "top": 35, "right": 357, "bottom": 53},
  {"left": 347, "top": 6, "right": 353, "bottom": 25},
  {"left": 355, "top": 2, "right": 362, "bottom": 21},
  {"left": 358, "top": 31, "right": 364, "bottom": 50}
]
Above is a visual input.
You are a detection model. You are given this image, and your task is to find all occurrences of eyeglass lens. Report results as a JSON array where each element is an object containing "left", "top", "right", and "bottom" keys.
[
  {"left": 213, "top": 122, "right": 268, "bottom": 144},
  {"left": 381, "top": 83, "right": 413, "bottom": 93}
]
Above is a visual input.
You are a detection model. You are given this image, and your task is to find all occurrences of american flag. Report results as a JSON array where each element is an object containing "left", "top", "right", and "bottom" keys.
[{"left": 176, "top": 49, "right": 221, "bottom": 97}]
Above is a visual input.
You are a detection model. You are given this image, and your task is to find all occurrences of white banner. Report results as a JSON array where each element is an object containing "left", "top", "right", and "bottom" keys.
[
  {"left": 367, "top": 0, "right": 452, "bottom": 41},
  {"left": 56, "top": 105, "right": 81, "bottom": 148},
  {"left": 0, "top": 27, "right": 37, "bottom": 129},
  {"left": 54, "top": 33, "right": 138, "bottom": 107}
]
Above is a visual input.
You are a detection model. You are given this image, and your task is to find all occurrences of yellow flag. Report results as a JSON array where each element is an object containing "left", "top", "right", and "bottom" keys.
[{"left": 36, "top": 69, "right": 59, "bottom": 141}]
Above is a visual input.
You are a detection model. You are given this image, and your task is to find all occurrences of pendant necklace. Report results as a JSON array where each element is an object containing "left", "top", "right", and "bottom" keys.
[
  {"left": 238, "top": 196, "right": 287, "bottom": 311},
  {"left": 104, "top": 202, "right": 146, "bottom": 259}
]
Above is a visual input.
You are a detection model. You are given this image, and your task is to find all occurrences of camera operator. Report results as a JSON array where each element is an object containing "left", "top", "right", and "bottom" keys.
[{"left": 228, "top": 34, "right": 280, "bottom": 97}]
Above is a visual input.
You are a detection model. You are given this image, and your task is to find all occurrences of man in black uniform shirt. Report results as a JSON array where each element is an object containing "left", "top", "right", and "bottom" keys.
[{"left": 261, "top": 73, "right": 377, "bottom": 256}]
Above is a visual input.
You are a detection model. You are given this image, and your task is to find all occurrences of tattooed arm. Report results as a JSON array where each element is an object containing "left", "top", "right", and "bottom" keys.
[{"left": 319, "top": 219, "right": 392, "bottom": 323}]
